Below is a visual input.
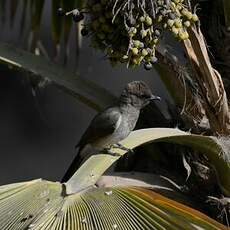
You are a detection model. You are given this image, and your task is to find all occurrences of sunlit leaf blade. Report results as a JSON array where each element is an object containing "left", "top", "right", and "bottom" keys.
[
  {"left": 66, "top": 128, "right": 187, "bottom": 194},
  {"left": 0, "top": 180, "right": 226, "bottom": 230},
  {"left": 67, "top": 128, "right": 230, "bottom": 196},
  {"left": 0, "top": 42, "right": 116, "bottom": 111}
]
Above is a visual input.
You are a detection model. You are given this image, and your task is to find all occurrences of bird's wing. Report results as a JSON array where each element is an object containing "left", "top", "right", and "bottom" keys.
[
  {"left": 77, "top": 107, "right": 121, "bottom": 148},
  {"left": 61, "top": 108, "right": 121, "bottom": 182}
]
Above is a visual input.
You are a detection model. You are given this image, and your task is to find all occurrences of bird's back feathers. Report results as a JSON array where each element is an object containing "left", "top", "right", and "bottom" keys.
[{"left": 76, "top": 107, "right": 122, "bottom": 148}]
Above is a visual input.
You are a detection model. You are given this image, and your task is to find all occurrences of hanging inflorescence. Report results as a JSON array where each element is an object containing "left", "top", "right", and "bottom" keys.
[{"left": 70, "top": 0, "right": 199, "bottom": 70}]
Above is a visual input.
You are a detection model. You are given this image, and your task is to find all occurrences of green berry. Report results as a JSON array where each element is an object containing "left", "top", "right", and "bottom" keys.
[
  {"left": 157, "top": 15, "right": 163, "bottom": 22},
  {"left": 145, "top": 16, "right": 153, "bottom": 26},
  {"left": 181, "top": 8, "right": 188, "bottom": 16},
  {"left": 141, "top": 49, "right": 148, "bottom": 56},
  {"left": 179, "top": 31, "right": 189, "bottom": 40},
  {"left": 133, "top": 40, "right": 141, "bottom": 47},
  {"left": 177, "top": 5, "right": 182, "bottom": 10},
  {"left": 139, "top": 16, "right": 145, "bottom": 23},
  {"left": 172, "top": 26, "right": 179, "bottom": 35},
  {"left": 140, "top": 30, "right": 148, "bottom": 38},
  {"left": 192, "top": 14, "right": 199, "bottom": 22},
  {"left": 152, "top": 38, "right": 159, "bottom": 44},
  {"left": 184, "top": 21, "right": 191, "bottom": 27},
  {"left": 131, "top": 48, "right": 139, "bottom": 55},
  {"left": 128, "top": 27, "right": 137, "bottom": 37},
  {"left": 139, "top": 42, "right": 144, "bottom": 48},
  {"left": 132, "top": 57, "right": 142, "bottom": 65},
  {"left": 171, "top": 2, "right": 176, "bottom": 8},
  {"left": 186, "top": 12, "right": 193, "bottom": 20},
  {"left": 167, "top": 19, "right": 174, "bottom": 27},
  {"left": 174, "top": 19, "right": 182, "bottom": 28}
]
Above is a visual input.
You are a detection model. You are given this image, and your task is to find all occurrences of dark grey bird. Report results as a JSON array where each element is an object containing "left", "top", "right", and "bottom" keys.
[{"left": 62, "top": 81, "right": 160, "bottom": 182}]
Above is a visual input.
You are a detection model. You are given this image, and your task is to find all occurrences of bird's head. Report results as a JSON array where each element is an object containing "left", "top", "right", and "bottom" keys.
[{"left": 119, "top": 81, "right": 161, "bottom": 109}]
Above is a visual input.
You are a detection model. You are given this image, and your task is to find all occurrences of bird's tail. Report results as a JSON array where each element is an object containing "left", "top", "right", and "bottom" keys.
[{"left": 61, "top": 149, "right": 84, "bottom": 183}]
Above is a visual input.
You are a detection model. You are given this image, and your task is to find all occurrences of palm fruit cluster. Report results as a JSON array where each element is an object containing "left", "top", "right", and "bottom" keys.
[{"left": 83, "top": 0, "right": 198, "bottom": 70}]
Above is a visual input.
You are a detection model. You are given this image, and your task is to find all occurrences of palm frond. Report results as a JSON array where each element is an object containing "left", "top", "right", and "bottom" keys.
[
  {"left": 66, "top": 128, "right": 230, "bottom": 196},
  {"left": 0, "top": 180, "right": 226, "bottom": 230},
  {"left": 0, "top": 42, "right": 116, "bottom": 111}
]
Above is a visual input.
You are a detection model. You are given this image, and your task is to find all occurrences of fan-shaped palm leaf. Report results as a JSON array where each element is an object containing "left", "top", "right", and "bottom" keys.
[{"left": 0, "top": 180, "right": 226, "bottom": 230}]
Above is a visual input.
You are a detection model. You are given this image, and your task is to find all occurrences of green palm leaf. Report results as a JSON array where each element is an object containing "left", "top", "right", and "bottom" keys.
[
  {"left": 0, "top": 42, "right": 115, "bottom": 111},
  {"left": 67, "top": 128, "right": 230, "bottom": 196},
  {"left": 0, "top": 180, "right": 226, "bottom": 230}
]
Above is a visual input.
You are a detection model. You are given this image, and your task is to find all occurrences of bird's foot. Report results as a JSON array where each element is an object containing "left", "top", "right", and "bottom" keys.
[
  {"left": 101, "top": 144, "right": 133, "bottom": 157},
  {"left": 102, "top": 148, "right": 121, "bottom": 156},
  {"left": 111, "top": 143, "right": 134, "bottom": 153}
]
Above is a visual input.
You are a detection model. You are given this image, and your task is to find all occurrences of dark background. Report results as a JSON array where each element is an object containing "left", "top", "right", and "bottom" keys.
[{"left": 0, "top": 1, "right": 171, "bottom": 184}]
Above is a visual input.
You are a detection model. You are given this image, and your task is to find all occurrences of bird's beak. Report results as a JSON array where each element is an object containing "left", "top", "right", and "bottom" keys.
[{"left": 150, "top": 95, "right": 161, "bottom": 101}]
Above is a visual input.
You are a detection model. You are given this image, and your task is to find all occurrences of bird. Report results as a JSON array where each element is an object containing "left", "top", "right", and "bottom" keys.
[{"left": 61, "top": 81, "right": 161, "bottom": 182}]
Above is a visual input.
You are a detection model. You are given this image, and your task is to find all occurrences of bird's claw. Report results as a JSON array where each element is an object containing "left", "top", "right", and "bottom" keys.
[
  {"left": 102, "top": 148, "right": 121, "bottom": 157},
  {"left": 102, "top": 143, "right": 133, "bottom": 156},
  {"left": 111, "top": 143, "right": 134, "bottom": 153}
]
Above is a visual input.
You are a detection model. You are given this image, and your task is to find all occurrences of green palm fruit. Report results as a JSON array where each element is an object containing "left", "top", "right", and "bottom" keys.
[
  {"left": 192, "top": 14, "right": 199, "bottom": 22},
  {"left": 140, "top": 29, "right": 148, "bottom": 38},
  {"left": 131, "top": 47, "right": 139, "bottom": 55},
  {"left": 183, "top": 21, "right": 191, "bottom": 27},
  {"left": 141, "top": 49, "right": 148, "bottom": 56},
  {"left": 145, "top": 16, "right": 153, "bottom": 26},
  {"left": 167, "top": 19, "right": 174, "bottom": 27}
]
